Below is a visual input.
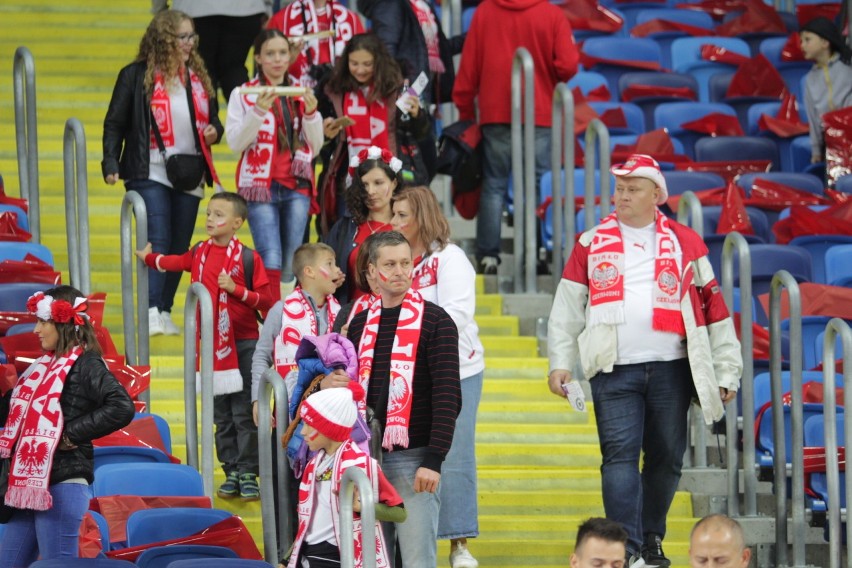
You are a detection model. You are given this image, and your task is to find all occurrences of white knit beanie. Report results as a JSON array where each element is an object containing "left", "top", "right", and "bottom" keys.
[{"left": 300, "top": 382, "right": 365, "bottom": 442}]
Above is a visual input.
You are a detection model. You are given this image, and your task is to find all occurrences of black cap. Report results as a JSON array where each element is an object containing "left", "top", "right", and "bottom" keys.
[{"left": 801, "top": 17, "right": 852, "bottom": 64}]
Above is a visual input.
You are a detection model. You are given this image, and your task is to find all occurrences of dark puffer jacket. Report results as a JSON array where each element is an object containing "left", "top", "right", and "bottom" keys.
[{"left": 0, "top": 351, "right": 136, "bottom": 485}]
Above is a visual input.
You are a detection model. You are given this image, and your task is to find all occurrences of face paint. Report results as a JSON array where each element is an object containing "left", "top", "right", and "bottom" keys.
[
  {"left": 319, "top": 267, "right": 330, "bottom": 278},
  {"left": 306, "top": 430, "right": 320, "bottom": 442},
  {"left": 377, "top": 270, "right": 390, "bottom": 282},
  {"left": 215, "top": 220, "right": 227, "bottom": 227}
]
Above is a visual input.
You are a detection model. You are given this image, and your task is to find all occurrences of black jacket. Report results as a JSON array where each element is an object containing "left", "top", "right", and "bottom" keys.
[
  {"left": 323, "top": 213, "right": 359, "bottom": 304},
  {"left": 0, "top": 351, "right": 136, "bottom": 485},
  {"left": 357, "top": 0, "right": 464, "bottom": 104},
  {"left": 101, "top": 60, "right": 224, "bottom": 182}
]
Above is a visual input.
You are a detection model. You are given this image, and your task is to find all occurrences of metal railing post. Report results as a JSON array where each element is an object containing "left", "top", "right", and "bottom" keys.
[
  {"left": 339, "top": 467, "right": 377, "bottom": 568},
  {"left": 721, "top": 232, "right": 755, "bottom": 517},
  {"left": 550, "top": 84, "right": 575, "bottom": 287},
  {"left": 769, "top": 271, "right": 804, "bottom": 568},
  {"left": 511, "top": 47, "right": 534, "bottom": 293},
  {"left": 676, "top": 191, "right": 704, "bottom": 239},
  {"left": 820, "top": 318, "right": 851, "bottom": 568},
  {"left": 13, "top": 46, "right": 40, "bottom": 243},
  {"left": 63, "top": 118, "right": 91, "bottom": 295},
  {"left": 583, "top": 119, "right": 611, "bottom": 232},
  {"left": 258, "top": 368, "right": 291, "bottom": 565},
  {"left": 183, "top": 282, "right": 215, "bottom": 499},
  {"left": 120, "top": 191, "right": 150, "bottom": 405}
]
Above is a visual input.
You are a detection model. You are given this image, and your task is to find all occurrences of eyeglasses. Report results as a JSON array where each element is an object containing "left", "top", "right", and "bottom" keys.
[{"left": 170, "top": 32, "right": 198, "bottom": 43}]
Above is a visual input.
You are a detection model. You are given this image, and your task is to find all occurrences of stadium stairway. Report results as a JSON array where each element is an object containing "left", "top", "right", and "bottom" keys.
[{"left": 0, "top": 0, "right": 702, "bottom": 565}]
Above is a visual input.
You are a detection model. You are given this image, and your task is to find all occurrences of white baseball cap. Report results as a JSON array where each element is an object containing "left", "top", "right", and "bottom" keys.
[{"left": 610, "top": 154, "right": 668, "bottom": 205}]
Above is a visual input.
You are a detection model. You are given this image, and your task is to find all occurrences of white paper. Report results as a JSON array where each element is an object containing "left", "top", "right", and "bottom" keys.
[{"left": 562, "top": 381, "right": 587, "bottom": 413}]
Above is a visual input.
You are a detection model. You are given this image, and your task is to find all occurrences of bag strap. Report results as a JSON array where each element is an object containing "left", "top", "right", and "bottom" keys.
[{"left": 149, "top": 70, "right": 203, "bottom": 158}]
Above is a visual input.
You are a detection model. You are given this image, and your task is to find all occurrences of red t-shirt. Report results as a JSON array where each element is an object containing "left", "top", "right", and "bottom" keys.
[{"left": 347, "top": 221, "right": 392, "bottom": 300}]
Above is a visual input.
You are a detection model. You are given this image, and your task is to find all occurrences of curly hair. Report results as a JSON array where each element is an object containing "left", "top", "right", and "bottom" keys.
[
  {"left": 136, "top": 10, "right": 214, "bottom": 99},
  {"left": 40, "top": 285, "right": 102, "bottom": 356},
  {"left": 344, "top": 159, "right": 404, "bottom": 224},
  {"left": 326, "top": 33, "right": 403, "bottom": 103}
]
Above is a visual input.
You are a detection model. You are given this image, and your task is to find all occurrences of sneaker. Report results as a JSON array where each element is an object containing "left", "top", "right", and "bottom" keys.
[
  {"left": 239, "top": 472, "right": 260, "bottom": 501},
  {"left": 148, "top": 307, "right": 163, "bottom": 337},
  {"left": 641, "top": 534, "right": 671, "bottom": 568},
  {"left": 449, "top": 542, "right": 479, "bottom": 568},
  {"left": 627, "top": 555, "right": 647, "bottom": 568},
  {"left": 217, "top": 471, "right": 240, "bottom": 499},
  {"left": 160, "top": 311, "right": 181, "bottom": 336},
  {"left": 480, "top": 256, "right": 499, "bottom": 275}
]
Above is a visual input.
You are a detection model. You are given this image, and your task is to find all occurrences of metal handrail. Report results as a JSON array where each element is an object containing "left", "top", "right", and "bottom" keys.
[
  {"left": 550, "top": 83, "right": 575, "bottom": 286},
  {"left": 769, "top": 271, "right": 804, "bottom": 568},
  {"left": 63, "top": 118, "right": 91, "bottom": 295},
  {"left": 676, "top": 191, "right": 704, "bottom": 239},
  {"left": 820, "top": 318, "right": 852, "bottom": 568},
  {"left": 583, "top": 119, "right": 611, "bottom": 232},
  {"left": 511, "top": 47, "right": 535, "bottom": 293},
  {"left": 339, "top": 466, "right": 377, "bottom": 568},
  {"left": 13, "top": 46, "right": 40, "bottom": 243},
  {"left": 120, "top": 191, "right": 150, "bottom": 405},
  {"left": 720, "top": 232, "right": 755, "bottom": 517},
  {"left": 183, "top": 282, "right": 215, "bottom": 499},
  {"left": 257, "top": 368, "right": 291, "bottom": 565}
]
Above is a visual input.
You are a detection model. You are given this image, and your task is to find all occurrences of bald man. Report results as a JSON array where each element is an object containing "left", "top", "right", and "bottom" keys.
[
  {"left": 689, "top": 514, "right": 751, "bottom": 568},
  {"left": 571, "top": 517, "right": 628, "bottom": 568}
]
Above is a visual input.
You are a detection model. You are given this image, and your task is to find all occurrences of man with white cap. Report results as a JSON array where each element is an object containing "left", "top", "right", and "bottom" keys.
[{"left": 546, "top": 154, "right": 742, "bottom": 567}]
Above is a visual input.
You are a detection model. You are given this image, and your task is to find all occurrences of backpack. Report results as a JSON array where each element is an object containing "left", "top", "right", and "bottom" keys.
[
  {"left": 435, "top": 120, "right": 483, "bottom": 219},
  {"left": 190, "top": 242, "right": 262, "bottom": 322}
]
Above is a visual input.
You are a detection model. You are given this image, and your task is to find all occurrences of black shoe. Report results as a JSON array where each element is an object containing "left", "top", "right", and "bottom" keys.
[
  {"left": 641, "top": 533, "right": 671, "bottom": 568},
  {"left": 479, "top": 256, "right": 499, "bottom": 275}
]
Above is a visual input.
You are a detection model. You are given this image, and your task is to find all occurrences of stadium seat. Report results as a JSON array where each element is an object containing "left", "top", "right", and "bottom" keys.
[
  {"left": 694, "top": 136, "right": 779, "bottom": 171},
  {"left": 93, "top": 446, "right": 171, "bottom": 470},
  {"left": 567, "top": 70, "right": 612, "bottom": 100},
  {"left": 126, "top": 508, "right": 234, "bottom": 547},
  {"left": 133, "top": 412, "right": 173, "bottom": 454},
  {"left": 789, "top": 135, "right": 815, "bottom": 172},
  {"left": 610, "top": 0, "right": 673, "bottom": 34},
  {"left": 0, "top": 204, "right": 30, "bottom": 232},
  {"left": 836, "top": 175, "right": 852, "bottom": 194},
  {"left": 0, "top": 242, "right": 54, "bottom": 266},
  {"left": 788, "top": 236, "right": 852, "bottom": 284},
  {"left": 87, "top": 510, "right": 112, "bottom": 551},
  {"left": 29, "top": 560, "right": 136, "bottom": 567},
  {"left": 825, "top": 245, "right": 852, "bottom": 287},
  {"left": 779, "top": 315, "right": 848, "bottom": 370},
  {"left": 670, "top": 36, "right": 752, "bottom": 101},
  {"left": 0, "top": 282, "right": 52, "bottom": 311},
  {"left": 737, "top": 172, "right": 824, "bottom": 197},
  {"left": 617, "top": 71, "right": 699, "bottom": 128},
  {"left": 581, "top": 37, "right": 662, "bottom": 98},
  {"left": 815, "top": 329, "right": 847, "bottom": 365},
  {"left": 92, "top": 463, "right": 204, "bottom": 498},
  {"left": 169, "top": 561, "right": 274, "bottom": 568},
  {"left": 700, "top": 206, "right": 771, "bottom": 242},
  {"left": 661, "top": 171, "right": 725, "bottom": 197},
  {"left": 588, "top": 101, "right": 646, "bottom": 135},
  {"left": 135, "top": 545, "right": 238, "bottom": 568},
  {"left": 804, "top": 412, "right": 847, "bottom": 510},
  {"left": 736, "top": 243, "right": 812, "bottom": 324},
  {"left": 653, "top": 101, "right": 738, "bottom": 158},
  {"left": 631, "top": 8, "right": 715, "bottom": 68},
  {"left": 462, "top": 6, "right": 476, "bottom": 32},
  {"left": 707, "top": 71, "right": 778, "bottom": 128},
  {"left": 757, "top": 404, "right": 829, "bottom": 469},
  {"left": 540, "top": 169, "right": 602, "bottom": 249},
  {"left": 719, "top": 10, "right": 787, "bottom": 55},
  {"left": 746, "top": 101, "right": 782, "bottom": 136},
  {"left": 4, "top": 322, "right": 36, "bottom": 336},
  {"left": 759, "top": 37, "right": 812, "bottom": 72},
  {"left": 703, "top": 233, "right": 765, "bottom": 279}
]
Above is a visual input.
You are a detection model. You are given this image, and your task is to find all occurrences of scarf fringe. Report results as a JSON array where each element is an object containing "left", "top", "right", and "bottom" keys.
[
  {"left": 196, "top": 369, "right": 244, "bottom": 396},
  {"left": 238, "top": 185, "right": 272, "bottom": 203},
  {"left": 382, "top": 425, "right": 410, "bottom": 452},
  {"left": 6, "top": 485, "right": 52, "bottom": 511},
  {"left": 653, "top": 308, "right": 686, "bottom": 336},
  {"left": 588, "top": 305, "right": 625, "bottom": 328},
  {"left": 428, "top": 55, "right": 446, "bottom": 74}
]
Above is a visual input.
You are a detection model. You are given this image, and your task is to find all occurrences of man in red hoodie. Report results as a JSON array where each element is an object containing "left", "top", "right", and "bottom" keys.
[{"left": 452, "top": 0, "right": 578, "bottom": 275}]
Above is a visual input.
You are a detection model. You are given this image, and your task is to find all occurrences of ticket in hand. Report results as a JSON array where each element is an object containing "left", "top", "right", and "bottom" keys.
[
  {"left": 561, "top": 381, "right": 587, "bottom": 413},
  {"left": 396, "top": 72, "right": 429, "bottom": 113}
]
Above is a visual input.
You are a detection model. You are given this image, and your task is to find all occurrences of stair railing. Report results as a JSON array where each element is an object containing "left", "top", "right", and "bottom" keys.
[
  {"left": 258, "top": 368, "right": 291, "bottom": 565},
  {"left": 120, "top": 191, "right": 150, "bottom": 406},
  {"left": 676, "top": 191, "right": 704, "bottom": 239},
  {"left": 63, "top": 118, "right": 91, "bottom": 295},
  {"left": 819, "top": 318, "right": 852, "bottom": 568},
  {"left": 14, "top": 46, "right": 40, "bottom": 243},
  {"left": 768, "top": 271, "right": 804, "bottom": 568},
  {"left": 339, "top": 466, "right": 377, "bottom": 568},
  {"left": 583, "top": 119, "right": 611, "bottom": 234},
  {"left": 511, "top": 47, "right": 535, "bottom": 293},
  {"left": 183, "top": 282, "right": 215, "bottom": 499},
  {"left": 720, "top": 232, "right": 755, "bottom": 517},
  {"left": 550, "top": 83, "right": 575, "bottom": 285}
]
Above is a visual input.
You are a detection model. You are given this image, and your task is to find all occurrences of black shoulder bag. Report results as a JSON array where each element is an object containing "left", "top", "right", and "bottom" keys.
[{"left": 150, "top": 73, "right": 207, "bottom": 192}]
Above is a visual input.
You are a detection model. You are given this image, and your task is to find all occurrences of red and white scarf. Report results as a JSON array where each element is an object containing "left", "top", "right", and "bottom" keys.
[
  {"left": 0, "top": 347, "right": 82, "bottom": 510},
  {"left": 408, "top": 0, "right": 444, "bottom": 73},
  {"left": 356, "top": 290, "right": 424, "bottom": 450},
  {"left": 288, "top": 439, "right": 390, "bottom": 568},
  {"left": 346, "top": 293, "right": 376, "bottom": 327},
  {"left": 587, "top": 210, "right": 685, "bottom": 335},
  {"left": 342, "top": 89, "right": 390, "bottom": 159},
  {"left": 274, "top": 288, "right": 340, "bottom": 380},
  {"left": 235, "top": 77, "right": 315, "bottom": 202},
  {"left": 194, "top": 237, "right": 245, "bottom": 395}
]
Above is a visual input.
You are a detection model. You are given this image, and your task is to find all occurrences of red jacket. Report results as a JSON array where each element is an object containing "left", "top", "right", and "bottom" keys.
[{"left": 452, "top": 0, "right": 579, "bottom": 127}]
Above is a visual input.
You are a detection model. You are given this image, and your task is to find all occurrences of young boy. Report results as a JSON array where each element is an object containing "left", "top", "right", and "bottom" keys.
[
  {"left": 287, "top": 383, "right": 406, "bottom": 568},
  {"left": 136, "top": 192, "right": 275, "bottom": 501},
  {"left": 251, "top": 242, "right": 348, "bottom": 423}
]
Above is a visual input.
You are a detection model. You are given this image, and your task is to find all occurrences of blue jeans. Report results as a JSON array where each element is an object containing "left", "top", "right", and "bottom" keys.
[
  {"left": 477, "top": 124, "right": 551, "bottom": 261},
  {"left": 246, "top": 182, "right": 310, "bottom": 282},
  {"left": 437, "top": 371, "right": 482, "bottom": 539},
  {"left": 590, "top": 359, "right": 693, "bottom": 555},
  {"left": 126, "top": 179, "right": 201, "bottom": 313},
  {"left": 0, "top": 482, "right": 93, "bottom": 567},
  {"left": 380, "top": 447, "right": 440, "bottom": 568}
]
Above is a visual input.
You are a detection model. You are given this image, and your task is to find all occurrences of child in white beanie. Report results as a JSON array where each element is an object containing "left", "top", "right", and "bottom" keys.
[{"left": 286, "top": 382, "right": 406, "bottom": 568}]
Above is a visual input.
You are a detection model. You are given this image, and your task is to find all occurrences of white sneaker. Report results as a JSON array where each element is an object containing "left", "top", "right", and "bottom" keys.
[
  {"left": 449, "top": 542, "right": 478, "bottom": 568},
  {"left": 160, "top": 311, "right": 181, "bottom": 336},
  {"left": 148, "top": 307, "right": 164, "bottom": 337},
  {"left": 628, "top": 555, "right": 647, "bottom": 568}
]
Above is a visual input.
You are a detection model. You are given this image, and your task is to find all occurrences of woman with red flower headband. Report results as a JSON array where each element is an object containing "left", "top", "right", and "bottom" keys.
[
  {"left": 0, "top": 286, "right": 135, "bottom": 565},
  {"left": 323, "top": 145, "right": 405, "bottom": 303}
]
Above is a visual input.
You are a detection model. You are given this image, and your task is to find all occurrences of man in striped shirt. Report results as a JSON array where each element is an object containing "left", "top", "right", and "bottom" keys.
[{"left": 347, "top": 230, "right": 461, "bottom": 568}]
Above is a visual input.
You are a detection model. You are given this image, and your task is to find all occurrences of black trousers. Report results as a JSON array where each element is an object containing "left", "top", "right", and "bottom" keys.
[
  {"left": 299, "top": 541, "right": 341, "bottom": 567},
  {"left": 213, "top": 339, "right": 259, "bottom": 475},
  {"left": 193, "top": 14, "right": 264, "bottom": 100}
]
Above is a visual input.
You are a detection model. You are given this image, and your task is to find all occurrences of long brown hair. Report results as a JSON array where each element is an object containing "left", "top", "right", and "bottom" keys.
[
  {"left": 136, "top": 10, "right": 214, "bottom": 99},
  {"left": 253, "top": 28, "right": 302, "bottom": 153},
  {"left": 345, "top": 159, "right": 404, "bottom": 224},
  {"left": 392, "top": 185, "right": 450, "bottom": 251},
  {"left": 326, "top": 33, "right": 403, "bottom": 103},
  {"left": 40, "top": 286, "right": 102, "bottom": 357}
]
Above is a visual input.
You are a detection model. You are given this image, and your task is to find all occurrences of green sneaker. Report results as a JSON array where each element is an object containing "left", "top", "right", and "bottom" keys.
[
  {"left": 217, "top": 471, "right": 240, "bottom": 499},
  {"left": 239, "top": 473, "right": 260, "bottom": 501}
]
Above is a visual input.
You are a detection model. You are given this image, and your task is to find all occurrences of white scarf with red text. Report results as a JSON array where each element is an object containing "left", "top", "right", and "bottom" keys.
[
  {"left": 0, "top": 347, "right": 82, "bottom": 510},
  {"left": 274, "top": 288, "right": 340, "bottom": 381},
  {"left": 587, "top": 210, "right": 685, "bottom": 335},
  {"left": 356, "top": 290, "right": 424, "bottom": 450}
]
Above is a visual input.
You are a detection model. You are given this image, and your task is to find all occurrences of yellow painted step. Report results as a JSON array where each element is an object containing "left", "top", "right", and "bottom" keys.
[
  {"left": 475, "top": 314, "right": 519, "bottom": 336},
  {"left": 476, "top": 293, "right": 502, "bottom": 316}
]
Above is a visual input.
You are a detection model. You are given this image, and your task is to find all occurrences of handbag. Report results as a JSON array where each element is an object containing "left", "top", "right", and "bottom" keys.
[{"left": 150, "top": 72, "right": 207, "bottom": 192}]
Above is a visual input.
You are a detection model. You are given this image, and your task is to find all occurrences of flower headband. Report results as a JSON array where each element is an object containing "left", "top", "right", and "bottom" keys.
[
  {"left": 347, "top": 146, "right": 403, "bottom": 181},
  {"left": 26, "top": 292, "right": 89, "bottom": 327}
]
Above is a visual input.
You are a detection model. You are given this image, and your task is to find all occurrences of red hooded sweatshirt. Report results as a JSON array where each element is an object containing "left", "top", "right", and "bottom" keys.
[{"left": 452, "top": 0, "right": 579, "bottom": 127}]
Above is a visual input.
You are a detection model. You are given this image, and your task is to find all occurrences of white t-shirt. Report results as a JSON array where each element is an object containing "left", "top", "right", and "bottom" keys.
[
  {"left": 305, "top": 453, "right": 337, "bottom": 546},
  {"left": 615, "top": 221, "right": 687, "bottom": 365},
  {"left": 149, "top": 78, "right": 205, "bottom": 197}
]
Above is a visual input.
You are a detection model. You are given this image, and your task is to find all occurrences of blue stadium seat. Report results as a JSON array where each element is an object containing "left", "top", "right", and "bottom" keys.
[
  {"left": 737, "top": 172, "right": 824, "bottom": 197},
  {"left": 631, "top": 8, "right": 715, "bottom": 68},
  {"left": 789, "top": 135, "right": 814, "bottom": 173},
  {"left": 567, "top": 70, "right": 613, "bottom": 100},
  {"left": 126, "top": 508, "right": 234, "bottom": 547},
  {"left": 0, "top": 242, "right": 54, "bottom": 266},
  {"left": 617, "top": 71, "right": 699, "bottom": 128},
  {"left": 804, "top": 412, "right": 847, "bottom": 510},
  {"left": 707, "top": 71, "right": 778, "bottom": 128},
  {"left": 779, "top": 315, "right": 850, "bottom": 370},
  {"left": 169, "top": 561, "right": 274, "bottom": 568},
  {"left": 815, "top": 328, "right": 847, "bottom": 368},
  {"left": 653, "top": 101, "right": 737, "bottom": 158},
  {"left": 788, "top": 236, "right": 852, "bottom": 284},
  {"left": 825, "top": 244, "right": 852, "bottom": 287},
  {"left": 609, "top": 0, "right": 673, "bottom": 34},
  {"left": 836, "top": 175, "right": 852, "bottom": 194},
  {"left": 5, "top": 322, "right": 36, "bottom": 336},
  {"left": 735, "top": 243, "right": 812, "bottom": 324},
  {"left": 462, "top": 6, "right": 476, "bottom": 32},
  {"left": 670, "top": 36, "right": 752, "bottom": 101},
  {"left": 759, "top": 37, "right": 812, "bottom": 71},
  {"left": 0, "top": 204, "right": 30, "bottom": 232},
  {"left": 694, "top": 136, "right": 780, "bottom": 171},
  {"left": 135, "top": 545, "right": 238, "bottom": 568},
  {"left": 661, "top": 171, "right": 725, "bottom": 197},
  {"left": 93, "top": 446, "right": 171, "bottom": 470},
  {"left": 540, "top": 169, "right": 601, "bottom": 249},
  {"left": 700, "top": 206, "right": 771, "bottom": 243},
  {"left": 0, "top": 282, "right": 52, "bottom": 311},
  {"left": 29, "top": 560, "right": 136, "bottom": 567},
  {"left": 133, "top": 412, "right": 173, "bottom": 454},
  {"left": 581, "top": 37, "right": 662, "bottom": 98},
  {"left": 588, "top": 101, "right": 646, "bottom": 135},
  {"left": 87, "top": 510, "right": 112, "bottom": 551},
  {"left": 704, "top": 233, "right": 765, "bottom": 279},
  {"left": 746, "top": 101, "right": 781, "bottom": 136},
  {"left": 92, "top": 463, "right": 205, "bottom": 498}
]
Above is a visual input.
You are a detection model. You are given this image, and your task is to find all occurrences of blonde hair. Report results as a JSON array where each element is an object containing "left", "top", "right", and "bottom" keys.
[
  {"left": 392, "top": 186, "right": 450, "bottom": 251},
  {"left": 292, "top": 243, "right": 336, "bottom": 285}
]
